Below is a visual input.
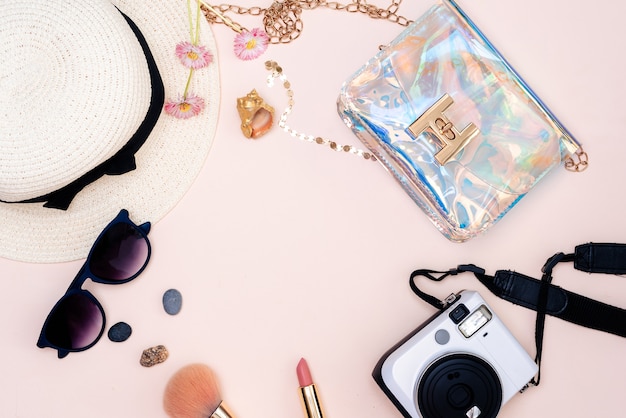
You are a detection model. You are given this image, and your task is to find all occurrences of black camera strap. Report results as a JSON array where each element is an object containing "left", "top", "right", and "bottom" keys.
[{"left": 409, "top": 242, "right": 626, "bottom": 385}]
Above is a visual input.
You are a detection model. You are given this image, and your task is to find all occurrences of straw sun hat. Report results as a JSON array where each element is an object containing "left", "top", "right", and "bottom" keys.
[{"left": 0, "top": 0, "right": 220, "bottom": 262}]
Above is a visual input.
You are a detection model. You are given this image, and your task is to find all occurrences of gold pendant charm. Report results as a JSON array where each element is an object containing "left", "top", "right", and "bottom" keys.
[
  {"left": 407, "top": 94, "right": 479, "bottom": 165},
  {"left": 236, "top": 89, "right": 274, "bottom": 139}
]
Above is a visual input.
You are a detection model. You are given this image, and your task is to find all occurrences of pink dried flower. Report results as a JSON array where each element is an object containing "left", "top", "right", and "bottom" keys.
[
  {"left": 164, "top": 94, "right": 205, "bottom": 119},
  {"left": 175, "top": 41, "right": 213, "bottom": 69},
  {"left": 233, "top": 28, "right": 270, "bottom": 61}
]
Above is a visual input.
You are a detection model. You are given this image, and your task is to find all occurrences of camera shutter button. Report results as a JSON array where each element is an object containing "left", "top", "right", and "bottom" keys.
[{"left": 435, "top": 329, "right": 450, "bottom": 345}]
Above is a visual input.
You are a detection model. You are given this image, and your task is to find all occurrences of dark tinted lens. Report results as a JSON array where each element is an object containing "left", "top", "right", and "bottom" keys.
[
  {"left": 44, "top": 292, "right": 104, "bottom": 350},
  {"left": 89, "top": 222, "right": 149, "bottom": 281}
]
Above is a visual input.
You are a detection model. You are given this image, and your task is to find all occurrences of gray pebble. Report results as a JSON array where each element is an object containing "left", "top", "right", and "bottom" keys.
[
  {"left": 163, "top": 288, "right": 182, "bottom": 315},
  {"left": 108, "top": 322, "right": 132, "bottom": 342}
]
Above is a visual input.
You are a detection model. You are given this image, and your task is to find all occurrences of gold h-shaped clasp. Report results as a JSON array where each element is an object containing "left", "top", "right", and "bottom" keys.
[{"left": 407, "top": 94, "right": 479, "bottom": 165}]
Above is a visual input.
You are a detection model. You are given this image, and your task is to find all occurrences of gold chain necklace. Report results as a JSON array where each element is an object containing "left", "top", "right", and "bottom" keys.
[{"left": 199, "top": 0, "right": 411, "bottom": 44}]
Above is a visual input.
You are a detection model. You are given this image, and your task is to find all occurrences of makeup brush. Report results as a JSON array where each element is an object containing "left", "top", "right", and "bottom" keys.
[{"left": 163, "top": 363, "right": 235, "bottom": 418}]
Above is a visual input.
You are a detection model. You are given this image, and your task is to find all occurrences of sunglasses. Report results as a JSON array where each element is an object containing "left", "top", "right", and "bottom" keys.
[{"left": 37, "top": 209, "right": 151, "bottom": 358}]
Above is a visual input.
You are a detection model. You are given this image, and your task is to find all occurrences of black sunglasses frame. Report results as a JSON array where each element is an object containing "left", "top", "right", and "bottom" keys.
[{"left": 36, "top": 209, "right": 151, "bottom": 358}]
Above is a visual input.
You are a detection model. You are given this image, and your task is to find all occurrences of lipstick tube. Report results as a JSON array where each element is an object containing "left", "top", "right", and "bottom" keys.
[
  {"left": 297, "top": 358, "right": 325, "bottom": 418},
  {"left": 300, "top": 384, "right": 324, "bottom": 418}
]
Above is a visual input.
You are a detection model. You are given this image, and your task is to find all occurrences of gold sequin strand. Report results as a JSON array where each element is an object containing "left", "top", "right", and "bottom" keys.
[{"left": 264, "top": 60, "right": 377, "bottom": 162}]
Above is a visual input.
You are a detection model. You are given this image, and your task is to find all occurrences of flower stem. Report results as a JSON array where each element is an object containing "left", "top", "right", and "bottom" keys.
[
  {"left": 195, "top": 0, "right": 201, "bottom": 45},
  {"left": 187, "top": 0, "right": 194, "bottom": 43},
  {"left": 183, "top": 68, "right": 194, "bottom": 99}
]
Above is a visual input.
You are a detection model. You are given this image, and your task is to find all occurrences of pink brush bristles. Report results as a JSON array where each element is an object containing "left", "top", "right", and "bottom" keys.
[{"left": 163, "top": 363, "right": 234, "bottom": 418}]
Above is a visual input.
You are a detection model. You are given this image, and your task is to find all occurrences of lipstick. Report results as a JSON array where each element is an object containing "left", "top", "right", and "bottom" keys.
[{"left": 297, "top": 357, "right": 326, "bottom": 418}]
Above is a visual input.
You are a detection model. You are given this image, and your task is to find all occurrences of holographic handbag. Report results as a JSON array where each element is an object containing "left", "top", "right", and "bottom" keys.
[{"left": 337, "top": 0, "right": 587, "bottom": 242}]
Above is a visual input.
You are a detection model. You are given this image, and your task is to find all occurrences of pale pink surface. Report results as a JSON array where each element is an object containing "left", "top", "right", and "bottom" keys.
[
  {"left": 1, "top": 1, "right": 626, "bottom": 417},
  {"left": 296, "top": 357, "right": 313, "bottom": 387}
]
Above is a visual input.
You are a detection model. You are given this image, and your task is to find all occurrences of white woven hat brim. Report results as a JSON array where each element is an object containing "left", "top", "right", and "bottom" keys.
[{"left": 0, "top": 0, "right": 220, "bottom": 263}]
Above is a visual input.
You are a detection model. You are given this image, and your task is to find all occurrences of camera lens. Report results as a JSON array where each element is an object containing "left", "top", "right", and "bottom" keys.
[
  {"left": 417, "top": 354, "right": 502, "bottom": 418},
  {"left": 449, "top": 304, "right": 469, "bottom": 324}
]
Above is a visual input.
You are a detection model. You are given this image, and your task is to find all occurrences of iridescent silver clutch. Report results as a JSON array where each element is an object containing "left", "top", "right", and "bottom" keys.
[{"left": 337, "top": 0, "right": 584, "bottom": 242}]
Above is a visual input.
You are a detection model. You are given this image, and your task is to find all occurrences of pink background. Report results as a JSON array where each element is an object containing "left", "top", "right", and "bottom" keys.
[{"left": 2, "top": 0, "right": 626, "bottom": 417}]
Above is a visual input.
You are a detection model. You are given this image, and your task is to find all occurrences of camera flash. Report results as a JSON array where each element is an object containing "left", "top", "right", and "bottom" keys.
[{"left": 458, "top": 305, "right": 492, "bottom": 338}]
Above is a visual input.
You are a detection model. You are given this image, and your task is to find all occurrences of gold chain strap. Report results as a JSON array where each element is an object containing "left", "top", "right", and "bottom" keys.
[
  {"left": 564, "top": 148, "right": 589, "bottom": 172},
  {"left": 201, "top": 0, "right": 411, "bottom": 43}
]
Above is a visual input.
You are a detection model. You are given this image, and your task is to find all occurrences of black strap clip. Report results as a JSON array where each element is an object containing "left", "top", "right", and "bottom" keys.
[
  {"left": 542, "top": 252, "right": 566, "bottom": 275},
  {"left": 409, "top": 264, "right": 487, "bottom": 310}
]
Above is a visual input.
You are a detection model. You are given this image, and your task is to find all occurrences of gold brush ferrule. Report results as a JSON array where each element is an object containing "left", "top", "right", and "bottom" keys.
[
  {"left": 300, "top": 385, "right": 325, "bottom": 418},
  {"left": 211, "top": 403, "right": 235, "bottom": 418}
]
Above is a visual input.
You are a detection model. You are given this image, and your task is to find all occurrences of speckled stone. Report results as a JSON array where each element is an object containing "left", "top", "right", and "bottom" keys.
[
  {"left": 107, "top": 322, "right": 132, "bottom": 342},
  {"left": 162, "top": 288, "right": 183, "bottom": 315},
  {"left": 140, "top": 345, "right": 169, "bottom": 367}
]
